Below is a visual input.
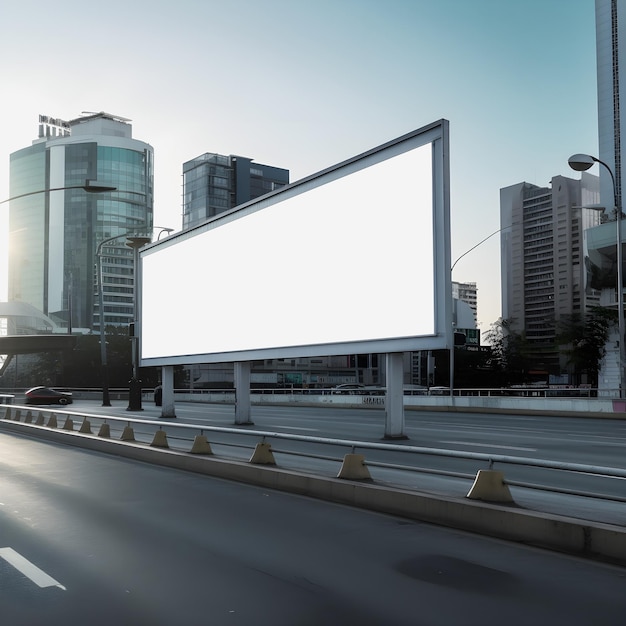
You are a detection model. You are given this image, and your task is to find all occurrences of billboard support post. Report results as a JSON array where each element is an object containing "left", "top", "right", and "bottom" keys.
[
  {"left": 160, "top": 365, "right": 176, "bottom": 418},
  {"left": 384, "top": 352, "right": 407, "bottom": 439},
  {"left": 234, "top": 361, "right": 253, "bottom": 425}
]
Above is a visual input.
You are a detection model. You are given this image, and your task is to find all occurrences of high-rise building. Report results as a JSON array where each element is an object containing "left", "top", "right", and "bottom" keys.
[
  {"left": 596, "top": 0, "right": 626, "bottom": 209},
  {"left": 8, "top": 112, "right": 153, "bottom": 331},
  {"left": 452, "top": 281, "right": 477, "bottom": 322},
  {"left": 182, "top": 153, "right": 289, "bottom": 230},
  {"left": 500, "top": 173, "right": 601, "bottom": 377}
]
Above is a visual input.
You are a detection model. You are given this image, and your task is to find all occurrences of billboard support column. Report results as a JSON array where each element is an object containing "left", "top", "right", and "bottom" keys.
[
  {"left": 160, "top": 366, "right": 176, "bottom": 418},
  {"left": 234, "top": 361, "right": 253, "bottom": 425},
  {"left": 384, "top": 352, "right": 407, "bottom": 439}
]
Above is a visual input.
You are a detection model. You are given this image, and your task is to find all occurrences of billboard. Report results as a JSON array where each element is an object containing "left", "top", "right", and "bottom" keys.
[{"left": 140, "top": 119, "right": 451, "bottom": 366}]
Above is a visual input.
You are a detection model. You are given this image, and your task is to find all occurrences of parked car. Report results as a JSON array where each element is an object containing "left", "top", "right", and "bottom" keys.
[
  {"left": 331, "top": 384, "right": 385, "bottom": 396},
  {"left": 331, "top": 384, "right": 366, "bottom": 395},
  {"left": 25, "top": 386, "right": 73, "bottom": 405}
]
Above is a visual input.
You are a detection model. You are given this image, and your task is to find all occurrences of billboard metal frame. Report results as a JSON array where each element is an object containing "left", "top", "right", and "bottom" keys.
[{"left": 140, "top": 119, "right": 451, "bottom": 367}]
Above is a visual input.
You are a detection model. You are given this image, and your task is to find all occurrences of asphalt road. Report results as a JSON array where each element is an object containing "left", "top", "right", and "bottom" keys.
[{"left": 1, "top": 431, "right": 625, "bottom": 626}]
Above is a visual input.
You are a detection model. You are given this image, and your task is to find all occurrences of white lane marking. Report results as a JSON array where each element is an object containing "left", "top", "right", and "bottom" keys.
[
  {"left": 262, "top": 424, "right": 319, "bottom": 432},
  {"left": 441, "top": 441, "right": 536, "bottom": 452},
  {"left": 0, "top": 547, "right": 66, "bottom": 590}
]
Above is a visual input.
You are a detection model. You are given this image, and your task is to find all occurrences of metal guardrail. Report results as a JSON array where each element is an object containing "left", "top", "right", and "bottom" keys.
[
  {"left": 0, "top": 386, "right": 613, "bottom": 399},
  {"left": 2, "top": 403, "right": 625, "bottom": 508}
]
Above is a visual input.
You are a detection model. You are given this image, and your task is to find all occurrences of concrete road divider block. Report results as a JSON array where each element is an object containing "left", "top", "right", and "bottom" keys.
[
  {"left": 62, "top": 417, "right": 74, "bottom": 431},
  {"left": 24, "top": 411, "right": 33, "bottom": 423},
  {"left": 190, "top": 435, "right": 213, "bottom": 455},
  {"left": 337, "top": 453, "right": 372, "bottom": 480},
  {"left": 120, "top": 426, "right": 135, "bottom": 441},
  {"left": 150, "top": 430, "right": 169, "bottom": 448},
  {"left": 35, "top": 412, "right": 45, "bottom": 426},
  {"left": 250, "top": 442, "right": 276, "bottom": 465},
  {"left": 47, "top": 415, "right": 58, "bottom": 428},
  {"left": 79, "top": 419, "right": 92, "bottom": 434},
  {"left": 98, "top": 423, "right": 111, "bottom": 438},
  {"left": 2, "top": 407, "right": 11, "bottom": 419},
  {"left": 13, "top": 409, "right": 21, "bottom": 421},
  {"left": 466, "top": 469, "right": 514, "bottom": 503}
]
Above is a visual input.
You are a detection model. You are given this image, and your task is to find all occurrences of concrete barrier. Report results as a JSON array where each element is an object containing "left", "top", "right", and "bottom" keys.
[
  {"left": 120, "top": 425, "right": 135, "bottom": 441},
  {"left": 190, "top": 435, "right": 213, "bottom": 455},
  {"left": 249, "top": 442, "right": 276, "bottom": 465},
  {"left": 79, "top": 419, "right": 92, "bottom": 434},
  {"left": 466, "top": 469, "right": 514, "bottom": 503},
  {"left": 337, "top": 453, "right": 372, "bottom": 481},
  {"left": 150, "top": 430, "right": 169, "bottom": 448},
  {"left": 0, "top": 416, "right": 624, "bottom": 565}
]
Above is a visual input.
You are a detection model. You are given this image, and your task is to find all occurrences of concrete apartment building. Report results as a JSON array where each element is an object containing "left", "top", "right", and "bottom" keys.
[{"left": 500, "top": 173, "right": 602, "bottom": 379}]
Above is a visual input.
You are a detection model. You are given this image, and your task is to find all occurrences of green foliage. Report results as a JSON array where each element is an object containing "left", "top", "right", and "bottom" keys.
[
  {"left": 483, "top": 318, "right": 540, "bottom": 385},
  {"left": 556, "top": 307, "right": 616, "bottom": 386}
]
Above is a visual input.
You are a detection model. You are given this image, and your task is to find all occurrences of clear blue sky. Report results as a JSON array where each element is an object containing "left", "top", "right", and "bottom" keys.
[{"left": 0, "top": 0, "right": 598, "bottom": 330}]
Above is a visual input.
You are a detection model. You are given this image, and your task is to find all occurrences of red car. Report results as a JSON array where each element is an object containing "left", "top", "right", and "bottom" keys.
[{"left": 25, "top": 386, "right": 73, "bottom": 406}]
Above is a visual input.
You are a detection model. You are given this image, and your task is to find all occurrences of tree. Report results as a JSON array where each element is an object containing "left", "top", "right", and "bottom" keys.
[
  {"left": 556, "top": 307, "right": 616, "bottom": 387},
  {"left": 483, "top": 318, "right": 533, "bottom": 386}
]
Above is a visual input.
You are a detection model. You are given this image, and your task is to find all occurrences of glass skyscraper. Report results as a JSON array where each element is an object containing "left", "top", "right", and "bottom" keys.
[
  {"left": 182, "top": 153, "right": 289, "bottom": 230},
  {"left": 8, "top": 112, "right": 153, "bottom": 331}
]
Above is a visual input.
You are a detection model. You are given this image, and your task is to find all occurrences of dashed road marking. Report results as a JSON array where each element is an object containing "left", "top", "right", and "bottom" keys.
[
  {"left": 0, "top": 547, "right": 66, "bottom": 590},
  {"left": 441, "top": 441, "right": 536, "bottom": 452}
]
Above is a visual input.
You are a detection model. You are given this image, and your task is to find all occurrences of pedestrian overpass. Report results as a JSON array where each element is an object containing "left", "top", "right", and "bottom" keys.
[{"left": 0, "top": 335, "right": 77, "bottom": 376}]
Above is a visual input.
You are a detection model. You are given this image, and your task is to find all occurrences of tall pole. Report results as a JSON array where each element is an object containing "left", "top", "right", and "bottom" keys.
[
  {"left": 606, "top": 164, "right": 625, "bottom": 399},
  {"left": 96, "top": 234, "right": 127, "bottom": 407},
  {"left": 126, "top": 236, "right": 151, "bottom": 411},
  {"left": 589, "top": 158, "right": 624, "bottom": 399},
  {"left": 569, "top": 154, "right": 624, "bottom": 397}
]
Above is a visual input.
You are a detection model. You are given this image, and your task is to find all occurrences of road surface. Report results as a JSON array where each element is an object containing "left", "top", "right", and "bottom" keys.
[{"left": 1, "top": 431, "right": 625, "bottom": 625}]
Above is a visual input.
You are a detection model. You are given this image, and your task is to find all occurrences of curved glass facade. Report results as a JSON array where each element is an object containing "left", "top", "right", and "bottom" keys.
[{"left": 8, "top": 114, "right": 154, "bottom": 332}]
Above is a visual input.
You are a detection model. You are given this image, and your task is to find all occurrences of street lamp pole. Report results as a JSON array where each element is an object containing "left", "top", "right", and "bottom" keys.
[
  {"left": 568, "top": 154, "right": 624, "bottom": 398},
  {"left": 0, "top": 181, "right": 117, "bottom": 206},
  {"left": 126, "top": 235, "right": 151, "bottom": 411},
  {"left": 96, "top": 232, "right": 132, "bottom": 407},
  {"left": 449, "top": 225, "right": 512, "bottom": 394},
  {"left": 2, "top": 181, "right": 117, "bottom": 392}
]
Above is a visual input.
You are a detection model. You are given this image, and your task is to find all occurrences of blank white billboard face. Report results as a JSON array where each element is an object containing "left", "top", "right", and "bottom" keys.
[{"left": 141, "top": 121, "right": 450, "bottom": 365}]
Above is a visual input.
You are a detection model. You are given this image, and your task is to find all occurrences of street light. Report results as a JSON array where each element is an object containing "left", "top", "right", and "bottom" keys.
[
  {"left": 2, "top": 181, "right": 117, "bottom": 384},
  {"left": 448, "top": 224, "right": 512, "bottom": 395},
  {"left": 568, "top": 153, "right": 624, "bottom": 398},
  {"left": 0, "top": 181, "right": 117, "bottom": 205},
  {"left": 96, "top": 227, "right": 155, "bottom": 407},
  {"left": 126, "top": 235, "right": 151, "bottom": 411}
]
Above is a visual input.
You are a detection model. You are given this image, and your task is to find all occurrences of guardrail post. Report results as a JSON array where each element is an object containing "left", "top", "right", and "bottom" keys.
[
  {"left": 2, "top": 407, "right": 10, "bottom": 419},
  {"left": 13, "top": 408, "right": 21, "bottom": 422},
  {"left": 249, "top": 441, "right": 275, "bottom": 465},
  {"left": 47, "top": 414, "right": 58, "bottom": 428},
  {"left": 190, "top": 435, "right": 213, "bottom": 455},
  {"left": 98, "top": 423, "right": 111, "bottom": 438},
  {"left": 120, "top": 425, "right": 135, "bottom": 441},
  {"left": 466, "top": 469, "right": 513, "bottom": 503},
  {"left": 62, "top": 417, "right": 74, "bottom": 431},
  {"left": 150, "top": 429, "right": 169, "bottom": 448},
  {"left": 24, "top": 410, "right": 33, "bottom": 423},
  {"left": 337, "top": 453, "right": 372, "bottom": 480},
  {"left": 35, "top": 412, "right": 45, "bottom": 426},
  {"left": 79, "top": 419, "right": 92, "bottom": 434}
]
